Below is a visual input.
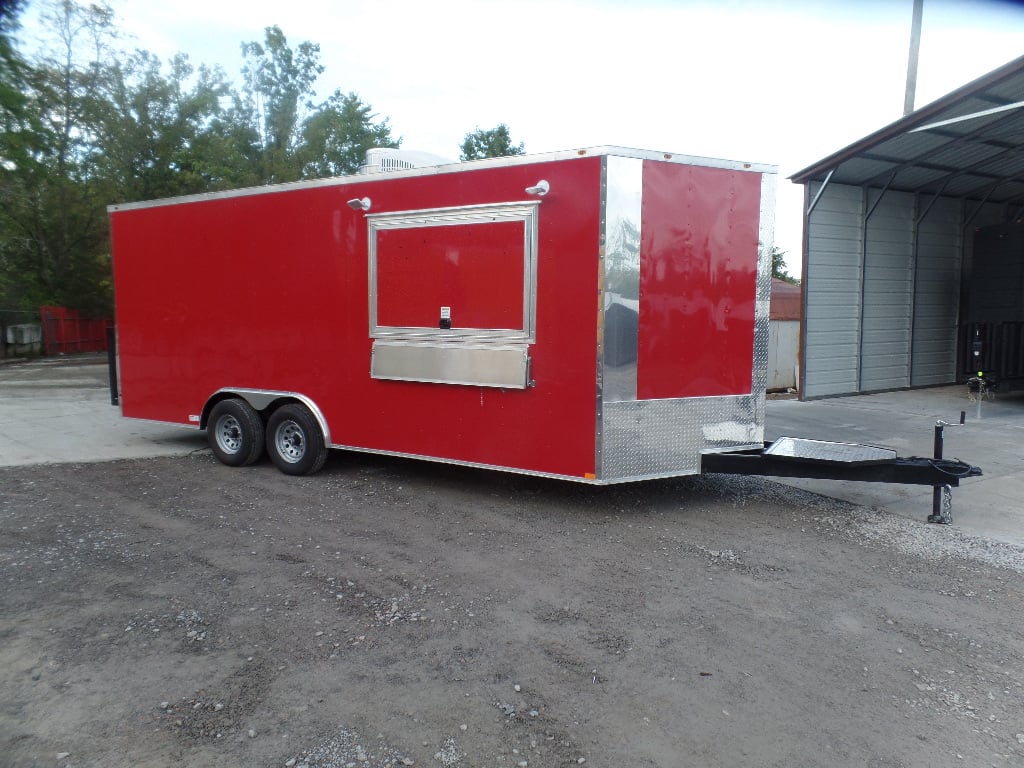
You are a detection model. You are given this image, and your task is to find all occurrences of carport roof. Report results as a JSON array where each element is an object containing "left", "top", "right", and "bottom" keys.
[{"left": 791, "top": 55, "right": 1024, "bottom": 206}]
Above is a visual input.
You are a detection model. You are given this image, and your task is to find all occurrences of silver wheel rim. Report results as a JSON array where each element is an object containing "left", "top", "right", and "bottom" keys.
[
  {"left": 214, "top": 414, "right": 243, "bottom": 455},
  {"left": 274, "top": 420, "right": 305, "bottom": 463}
]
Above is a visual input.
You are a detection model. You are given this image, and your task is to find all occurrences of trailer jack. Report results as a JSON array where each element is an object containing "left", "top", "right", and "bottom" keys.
[
  {"left": 926, "top": 413, "right": 971, "bottom": 524},
  {"left": 701, "top": 412, "right": 981, "bottom": 525}
]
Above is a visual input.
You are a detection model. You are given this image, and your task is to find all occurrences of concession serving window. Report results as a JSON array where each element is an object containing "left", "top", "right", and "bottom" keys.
[{"left": 367, "top": 202, "right": 539, "bottom": 388}]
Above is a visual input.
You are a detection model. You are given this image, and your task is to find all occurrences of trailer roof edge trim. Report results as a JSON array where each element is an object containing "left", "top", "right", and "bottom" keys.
[{"left": 107, "top": 146, "right": 777, "bottom": 213}]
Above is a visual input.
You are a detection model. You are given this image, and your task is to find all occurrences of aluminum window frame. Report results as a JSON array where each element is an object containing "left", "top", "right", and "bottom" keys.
[{"left": 367, "top": 201, "right": 540, "bottom": 342}]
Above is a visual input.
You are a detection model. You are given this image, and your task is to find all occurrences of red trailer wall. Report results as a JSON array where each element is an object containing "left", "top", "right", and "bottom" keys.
[
  {"left": 637, "top": 161, "right": 762, "bottom": 399},
  {"left": 111, "top": 158, "right": 602, "bottom": 478},
  {"left": 376, "top": 221, "right": 525, "bottom": 330}
]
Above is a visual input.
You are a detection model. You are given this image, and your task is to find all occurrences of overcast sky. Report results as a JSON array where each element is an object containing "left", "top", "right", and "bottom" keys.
[{"left": 19, "top": 0, "right": 1024, "bottom": 274}]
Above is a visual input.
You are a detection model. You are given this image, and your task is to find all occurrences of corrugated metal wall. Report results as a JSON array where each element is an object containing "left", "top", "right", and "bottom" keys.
[
  {"left": 911, "top": 197, "right": 962, "bottom": 385},
  {"left": 860, "top": 190, "right": 914, "bottom": 391},
  {"left": 804, "top": 182, "right": 862, "bottom": 397},
  {"left": 803, "top": 183, "right": 1004, "bottom": 399}
]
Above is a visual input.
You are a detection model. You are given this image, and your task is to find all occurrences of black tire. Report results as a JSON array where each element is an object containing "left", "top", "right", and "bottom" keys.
[
  {"left": 208, "top": 398, "right": 265, "bottom": 467},
  {"left": 265, "top": 403, "right": 328, "bottom": 476}
]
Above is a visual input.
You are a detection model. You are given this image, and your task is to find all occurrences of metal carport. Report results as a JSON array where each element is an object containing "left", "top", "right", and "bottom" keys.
[{"left": 791, "top": 54, "right": 1024, "bottom": 399}]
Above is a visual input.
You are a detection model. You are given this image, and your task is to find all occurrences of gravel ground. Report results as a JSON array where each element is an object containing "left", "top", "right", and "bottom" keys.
[{"left": 2, "top": 451, "right": 1023, "bottom": 768}]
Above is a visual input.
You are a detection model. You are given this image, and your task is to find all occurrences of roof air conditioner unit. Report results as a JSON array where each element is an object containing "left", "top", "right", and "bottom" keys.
[{"left": 360, "top": 149, "right": 455, "bottom": 175}]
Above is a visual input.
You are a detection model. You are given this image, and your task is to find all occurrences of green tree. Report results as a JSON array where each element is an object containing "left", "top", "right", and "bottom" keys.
[
  {"left": 90, "top": 51, "right": 238, "bottom": 201},
  {"left": 299, "top": 90, "right": 400, "bottom": 178},
  {"left": 769, "top": 245, "right": 799, "bottom": 285},
  {"left": 0, "top": 0, "right": 117, "bottom": 315},
  {"left": 0, "top": 0, "right": 32, "bottom": 167},
  {"left": 459, "top": 123, "right": 524, "bottom": 160},
  {"left": 0, "top": 0, "right": 30, "bottom": 311},
  {"left": 240, "top": 25, "right": 323, "bottom": 183}
]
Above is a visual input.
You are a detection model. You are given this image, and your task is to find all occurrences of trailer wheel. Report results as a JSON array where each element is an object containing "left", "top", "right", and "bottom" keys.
[
  {"left": 266, "top": 404, "right": 328, "bottom": 476},
  {"left": 208, "top": 398, "right": 265, "bottom": 467}
]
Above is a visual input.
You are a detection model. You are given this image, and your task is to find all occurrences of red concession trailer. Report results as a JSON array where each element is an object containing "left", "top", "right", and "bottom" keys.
[{"left": 109, "top": 147, "right": 777, "bottom": 480}]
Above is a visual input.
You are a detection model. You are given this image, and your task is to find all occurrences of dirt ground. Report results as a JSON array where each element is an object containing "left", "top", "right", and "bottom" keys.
[{"left": 2, "top": 450, "right": 1024, "bottom": 768}]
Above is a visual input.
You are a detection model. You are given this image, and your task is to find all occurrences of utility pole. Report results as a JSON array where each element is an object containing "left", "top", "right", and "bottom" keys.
[{"left": 904, "top": 0, "right": 924, "bottom": 115}]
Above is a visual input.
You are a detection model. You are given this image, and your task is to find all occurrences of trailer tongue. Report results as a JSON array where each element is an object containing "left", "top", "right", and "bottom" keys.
[{"left": 702, "top": 428, "right": 982, "bottom": 525}]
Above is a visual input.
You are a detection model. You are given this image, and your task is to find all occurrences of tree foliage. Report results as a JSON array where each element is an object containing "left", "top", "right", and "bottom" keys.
[
  {"left": 0, "top": 3, "right": 402, "bottom": 317},
  {"left": 0, "top": 0, "right": 117, "bottom": 315},
  {"left": 92, "top": 52, "right": 238, "bottom": 200},
  {"left": 459, "top": 123, "right": 524, "bottom": 161},
  {"left": 240, "top": 25, "right": 323, "bottom": 183},
  {"left": 769, "top": 246, "right": 799, "bottom": 285},
  {"left": 0, "top": 0, "right": 30, "bottom": 310},
  {"left": 0, "top": 0, "right": 32, "bottom": 164},
  {"left": 300, "top": 90, "right": 399, "bottom": 177}
]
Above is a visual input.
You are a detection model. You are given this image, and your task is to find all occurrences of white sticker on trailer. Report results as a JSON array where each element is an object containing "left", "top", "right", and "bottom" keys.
[{"left": 189, "top": 414, "right": 201, "bottom": 423}]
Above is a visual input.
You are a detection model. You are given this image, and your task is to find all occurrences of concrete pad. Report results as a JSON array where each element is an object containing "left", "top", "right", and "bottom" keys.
[
  {"left": 0, "top": 355, "right": 205, "bottom": 466},
  {"left": 2, "top": 356, "right": 1020, "bottom": 547},
  {"left": 766, "top": 385, "right": 1024, "bottom": 547}
]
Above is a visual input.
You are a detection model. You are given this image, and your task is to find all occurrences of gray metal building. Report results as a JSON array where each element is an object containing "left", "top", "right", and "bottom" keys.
[{"left": 791, "top": 55, "right": 1024, "bottom": 399}]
